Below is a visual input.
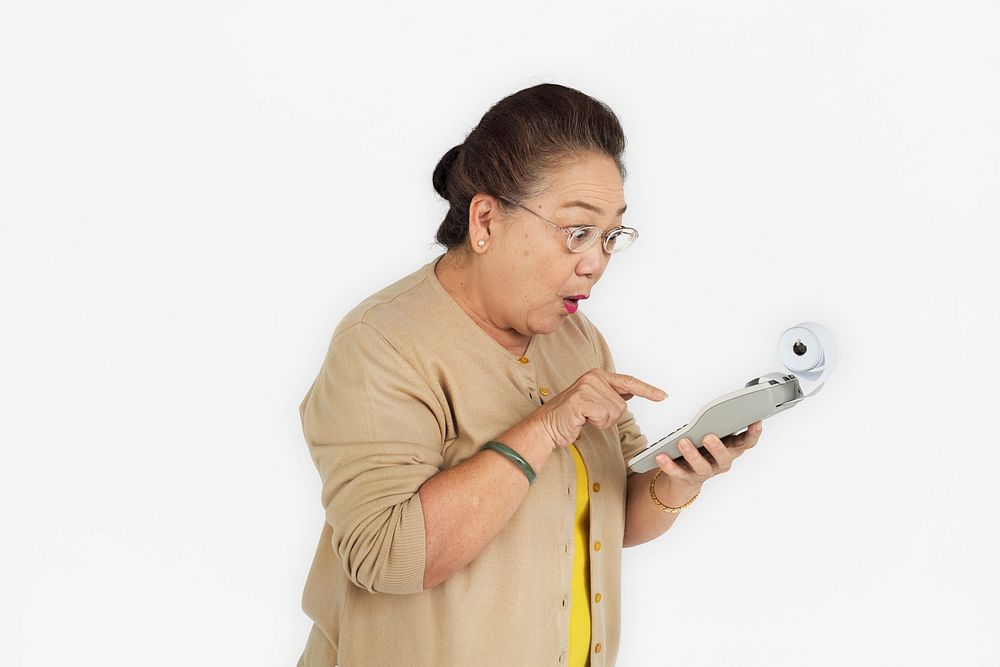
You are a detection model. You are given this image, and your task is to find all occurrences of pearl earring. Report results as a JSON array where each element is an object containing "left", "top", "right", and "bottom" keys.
[{"left": 477, "top": 240, "right": 486, "bottom": 248}]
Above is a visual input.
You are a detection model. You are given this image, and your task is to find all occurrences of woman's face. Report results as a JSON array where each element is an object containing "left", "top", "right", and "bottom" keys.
[{"left": 475, "top": 152, "right": 628, "bottom": 337}]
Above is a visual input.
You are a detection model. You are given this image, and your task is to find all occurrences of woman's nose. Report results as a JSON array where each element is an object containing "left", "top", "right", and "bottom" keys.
[{"left": 575, "top": 240, "right": 609, "bottom": 278}]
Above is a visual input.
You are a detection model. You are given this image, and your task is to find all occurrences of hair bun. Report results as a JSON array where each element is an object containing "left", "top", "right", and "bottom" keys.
[{"left": 432, "top": 144, "right": 464, "bottom": 199}]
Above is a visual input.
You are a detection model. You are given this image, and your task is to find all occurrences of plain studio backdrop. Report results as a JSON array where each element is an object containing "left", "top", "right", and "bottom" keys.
[{"left": 1, "top": 1, "right": 997, "bottom": 665}]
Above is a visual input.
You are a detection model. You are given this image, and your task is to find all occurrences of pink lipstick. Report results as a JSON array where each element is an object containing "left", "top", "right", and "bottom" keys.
[{"left": 562, "top": 294, "right": 588, "bottom": 314}]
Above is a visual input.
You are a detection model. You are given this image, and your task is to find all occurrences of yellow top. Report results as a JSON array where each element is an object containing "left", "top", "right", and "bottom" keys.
[{"left": 568, "top": 443, "right": 592, "bottom": 667}]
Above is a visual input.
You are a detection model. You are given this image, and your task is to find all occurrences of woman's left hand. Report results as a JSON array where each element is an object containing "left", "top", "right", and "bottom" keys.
[{"left": 654, "top": 420, "right": 763, "bottom": 485}]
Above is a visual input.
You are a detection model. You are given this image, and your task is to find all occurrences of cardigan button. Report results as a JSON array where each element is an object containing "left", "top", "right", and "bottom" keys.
[
  {"left": 539, "top": 385, "right": 551, "bottom": 396},
  {"left": 594, "top": 643, "right": 602, "bottom": 654},
  {"left": 592, "top": 482, "right": 601, "bottom": 492},
  {"left": 594, "top": 593, "right": 602, "bottom": 603},
  {"left": 593, "top": 540, "right": 602, "bottom": 552},
  {"left": 518, "top": 356, "right": 529, "bottom": 364}
]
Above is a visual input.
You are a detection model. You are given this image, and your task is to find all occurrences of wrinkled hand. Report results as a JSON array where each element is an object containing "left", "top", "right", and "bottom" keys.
[
  {"left": 654, "top": 421, "right": 763, "bottom": 486},
  {"left": 532, "top": 368, "right": 667, "bottom": 449}
]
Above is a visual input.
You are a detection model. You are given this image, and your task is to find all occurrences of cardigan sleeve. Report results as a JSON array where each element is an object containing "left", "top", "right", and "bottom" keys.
[
  {"left": 299, "top": 321, "right": 446, "bottom": 595},
  {"left": 581, "top": 317, "right": 651, "bottom": 465}
]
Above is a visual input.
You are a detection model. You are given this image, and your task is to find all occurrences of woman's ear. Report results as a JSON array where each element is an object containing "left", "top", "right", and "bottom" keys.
[{"left": 467, "top": 194, "right": 499, "bottom": 254}]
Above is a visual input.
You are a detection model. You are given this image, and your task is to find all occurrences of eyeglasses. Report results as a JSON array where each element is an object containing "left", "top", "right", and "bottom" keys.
[{"left": 497, "top": 196, "right": 639, "bottom": 254}]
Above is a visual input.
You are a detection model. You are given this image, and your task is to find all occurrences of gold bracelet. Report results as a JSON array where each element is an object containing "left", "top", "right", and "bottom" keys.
[{"left": 649, "top": 469, "right": 700, "bottom": 513}]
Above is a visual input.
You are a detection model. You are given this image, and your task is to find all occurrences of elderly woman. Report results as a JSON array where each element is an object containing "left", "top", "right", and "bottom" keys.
[{"left": 296, "top": 83, "right": 762, "bottom": 667}]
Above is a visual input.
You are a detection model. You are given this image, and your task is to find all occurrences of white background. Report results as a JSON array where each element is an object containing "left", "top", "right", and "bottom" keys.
[{"left": 2, "top": 1, "right": 997, "bottom": 665}]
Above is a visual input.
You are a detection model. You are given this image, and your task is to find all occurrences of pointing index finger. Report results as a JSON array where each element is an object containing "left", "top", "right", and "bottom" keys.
[{"left": 609, "top": 372, "right": 668, "bottom": 401}]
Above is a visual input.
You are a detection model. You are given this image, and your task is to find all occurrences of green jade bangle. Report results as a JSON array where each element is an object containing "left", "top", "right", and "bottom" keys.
[{"left": 483, "top": 440, "right": 537, "bottom": 485}]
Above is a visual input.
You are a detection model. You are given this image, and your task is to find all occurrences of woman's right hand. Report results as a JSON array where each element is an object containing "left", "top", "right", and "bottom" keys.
[{"left": 530, "top": 369, "right": 668, "bottom": 449}]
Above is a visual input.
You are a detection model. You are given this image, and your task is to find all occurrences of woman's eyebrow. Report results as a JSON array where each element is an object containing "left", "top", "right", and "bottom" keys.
[{"left": 559, "top": 200, "right": 628, "bottom": 216}]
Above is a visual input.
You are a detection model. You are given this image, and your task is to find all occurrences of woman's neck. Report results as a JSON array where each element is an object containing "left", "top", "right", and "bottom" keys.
[{"left": 435, "top": 252, "right": 532, "bottom": 357}]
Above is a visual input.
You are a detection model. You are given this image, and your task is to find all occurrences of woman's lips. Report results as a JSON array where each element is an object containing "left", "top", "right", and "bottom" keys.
[{"left": 562, "top": 294, "right": 587, "bottom": 314}]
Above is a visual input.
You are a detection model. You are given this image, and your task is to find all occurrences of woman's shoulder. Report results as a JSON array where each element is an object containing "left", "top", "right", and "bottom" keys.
[{"left": 329, "top": 257, "right": 454, "bottom": 349}]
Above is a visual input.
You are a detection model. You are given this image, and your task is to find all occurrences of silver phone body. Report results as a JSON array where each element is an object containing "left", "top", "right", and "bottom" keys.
[{"left": 627, "top": 373, "right": 805, "bottom": 473}]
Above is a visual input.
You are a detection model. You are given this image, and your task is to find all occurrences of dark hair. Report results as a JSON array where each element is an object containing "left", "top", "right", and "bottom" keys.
[{"left": 432, "top": 83, "right": 627, "bottom": 250}]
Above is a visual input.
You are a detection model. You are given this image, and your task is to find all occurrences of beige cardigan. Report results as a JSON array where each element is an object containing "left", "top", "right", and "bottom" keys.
[{"left": 296, "top": 255, "right": 649, "bottom": 666}]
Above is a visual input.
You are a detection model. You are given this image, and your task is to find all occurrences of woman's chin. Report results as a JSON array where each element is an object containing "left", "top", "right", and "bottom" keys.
[{"left": 528, "top": 317, "right": 564, "bottom": 336}]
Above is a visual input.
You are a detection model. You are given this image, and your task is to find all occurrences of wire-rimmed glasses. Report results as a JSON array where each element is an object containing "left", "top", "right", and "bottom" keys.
[{"left": 497, "top": 196, "right": 639, "bottom": 254}]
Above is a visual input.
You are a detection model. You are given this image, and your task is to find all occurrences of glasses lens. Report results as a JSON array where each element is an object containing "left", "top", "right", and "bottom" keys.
[
  {"left": 567, "top": 226, "right": 601, "bottom": 253},
  {"left": 604, "top": 228, "right": 638, "bottom": 253}
]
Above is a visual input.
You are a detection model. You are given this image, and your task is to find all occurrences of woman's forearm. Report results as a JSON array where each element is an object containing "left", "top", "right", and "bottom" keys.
[
  {"left": 418, "top": 417, "right": 555, "bottom": 589},
  {"left": 622, "top": 468, "right": 702, "bottom": 547}
]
